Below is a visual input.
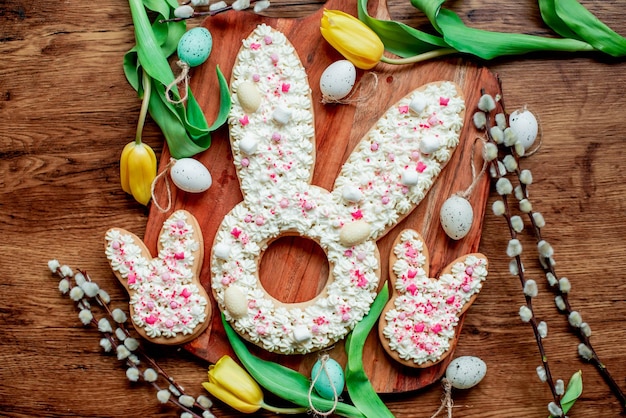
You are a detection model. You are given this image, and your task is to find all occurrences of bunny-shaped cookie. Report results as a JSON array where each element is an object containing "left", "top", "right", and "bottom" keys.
[
  {"left": 379, "top": 229, "right": 488, "bottom": 367},
  {"left": 105, "top": 210, "right": 210, "bottom": 345},
  {"left": 210, "top": 24, "right": 466, "bottom": 354}
]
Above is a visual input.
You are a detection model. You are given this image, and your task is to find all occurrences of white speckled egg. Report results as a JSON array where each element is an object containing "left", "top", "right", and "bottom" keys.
[
  {"left": 312, "top": 358, "right": 345, "bottom": 400},
  {"left": 177, "top": 27, "right": 213, "bottom": 67},
  {"left": 509, "top": 108, "right": 538, "bottom": 150},
  {"left": 320, "top": 60, "right": 357, "bottom": 101},
  {"left": 170, "top": 158, "right": 212, "bottom": 193},
  {"left": 440, "top": 195, "right": 474, "bottom": 240},
  {"left": 446, "top": 356, "right": 487, "bottom": 389}
]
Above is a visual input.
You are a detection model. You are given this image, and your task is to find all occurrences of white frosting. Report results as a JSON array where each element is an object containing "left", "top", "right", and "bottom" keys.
[
  {"left": 381, "top": 230, "right": 487, "bottom": 365},
  {"left": 105, "top": 211, "right": 208, "bottom": 339},
  {"left": 212, "top": 24, "right": 466, "bottom": 354}
]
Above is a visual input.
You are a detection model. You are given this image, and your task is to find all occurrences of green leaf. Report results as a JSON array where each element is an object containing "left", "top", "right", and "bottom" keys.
[
  {"left": 357, "top": 0, "right": 449, "bottom": 57},
  {"left": 410, "top": 0, "right": 595, "bottom": 59},
  {"left": 561, "top": 370, "right": 583, "bottom": 415},
  {"left": 222, "top": 315, "right": 366, "bottom": 418},
  {"left": 345, "top": 283, "right": 394, "bottom": 418},
  {"left": 537, "top": 0, "right": 582, "bottom": 40},
  {"left": 554, "top": 0, "right": 626, "bottom": 57}
]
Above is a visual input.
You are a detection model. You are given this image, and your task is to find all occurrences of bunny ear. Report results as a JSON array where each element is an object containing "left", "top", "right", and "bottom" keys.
[
  {"left": 228, "top": 24, "right": 315, "bottom": 203},
  {"left": 331, "top": 81, "right": 465, "bottom": 241},
  {"left": 105, "top": 210, "right": 209, "bottom": 345},
  {"left": 379, "top": 229, "right": 488, "bottom": 368}
]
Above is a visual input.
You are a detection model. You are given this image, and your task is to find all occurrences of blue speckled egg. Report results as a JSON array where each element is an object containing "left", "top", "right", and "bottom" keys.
[
  {"left": 177, "top": 27, "right": 212, "bottom": 67},
  {"left": 311, "top": 357, "right": 345, "bottom": 400}
]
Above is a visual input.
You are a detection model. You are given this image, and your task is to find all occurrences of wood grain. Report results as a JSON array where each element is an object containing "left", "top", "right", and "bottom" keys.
[{"left": 1, "top": 0, "right": 626, "bottom": 416}]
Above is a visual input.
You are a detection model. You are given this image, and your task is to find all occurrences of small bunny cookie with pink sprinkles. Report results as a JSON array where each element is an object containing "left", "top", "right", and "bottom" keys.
[
  {"left": 105, "top": 210, "right": 210, "bottom": 345},
  {"left": 379, "top": 229, "right": 488, "bottom": 368}
]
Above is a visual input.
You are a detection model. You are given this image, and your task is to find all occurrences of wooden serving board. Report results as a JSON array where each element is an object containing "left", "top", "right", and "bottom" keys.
[{"left": 145, "top": 0, "right": 500, "bottom": 393}]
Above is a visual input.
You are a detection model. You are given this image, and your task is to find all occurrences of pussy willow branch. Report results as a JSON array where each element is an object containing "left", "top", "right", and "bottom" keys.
[
  {"left": 479, "top": 96, "right": 562, "bottom": 413},
  {"left": 493, "top": 80, "right": 626, "bottom": 413}
]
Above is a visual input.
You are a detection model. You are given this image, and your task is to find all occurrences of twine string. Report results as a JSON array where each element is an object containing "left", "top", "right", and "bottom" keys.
[
  {"left": 458, "top": 136, "right": 488, "bottom": 200},
  {"left": 150, "top": 158, "right": 176, "bottom": 213},
  {"left": 307, "top": 354, "right": 339, "bottom": 417},
  {"left": 165, "top": 60, "right": 190, "bottom": 105},
  {"left": 430, "top": 378, "right": 454, "bottom": 418}
]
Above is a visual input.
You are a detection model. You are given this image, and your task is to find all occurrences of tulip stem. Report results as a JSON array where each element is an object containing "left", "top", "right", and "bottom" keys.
[
  {"left": 135, "top": 69, "right": 151, "bottom": 145},
  {"left": 380, "top": 47, "right": 457, "bottom": 65},
  {"left": 260, "top": 402, "right": 308, "bottom": 414}
]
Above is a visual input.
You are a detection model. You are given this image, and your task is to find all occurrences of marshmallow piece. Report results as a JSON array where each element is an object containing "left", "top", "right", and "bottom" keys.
[
  {"left": 239, "top": 135, "right": 259, "bottom": 155},
  {"left": 237, "top": 80, "right": 262, "bottom": 113},
  {"left": 339, "top": 220, "right": 371, "bottom": 247},
  {"left": 342, "top": 185, "right": 363, "bottom": 203},
  {"left": 409, "top": 96, "right": 427, "bottom": 114},
  {"left": 401, "top": 169, "right": 419, "bottom": 186},
  {"left": 213, "top": 243, "right": 231, "bottom": 260},
  {"left": 272, "top": 106, "right": 292, "bottom": 124},
  {"left": 293, "top": 325, "right": 312, "bottom": 343},
  {"left": 420, "top": 135, "right": 441, "bottom": 154},
  {"left": 224, "top": 285, "right": 248, "bottom": 319}
]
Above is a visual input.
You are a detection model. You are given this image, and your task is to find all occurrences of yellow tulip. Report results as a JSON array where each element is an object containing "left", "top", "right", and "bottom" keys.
[
  {"left": 320, "top": 9, "right": 384, "bottom": 69},
  {"left": 202, "top": 355, "right": 264, "bottom": 413},
  {"left": 120, "top": 140, "right": 157, "bottom": 206}
]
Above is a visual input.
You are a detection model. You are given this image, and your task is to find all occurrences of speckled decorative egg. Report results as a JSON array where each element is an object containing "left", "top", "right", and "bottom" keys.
[
  {"left": 170, "top": 158, "right": 212, "bottom": 193},
  {"left": 509, "top": 108, "right": 538, "bottom": 150},
  {"left": 320, "top": 60, "right": 357, "bottom": 101},
  {"left": 445, "top": 356, "right": 487, "bottom": 389},
  {"left": 440, "top": 195, "right": 474, "bottom": 240},
  {"left": 311, "top": 357, "right": 345, "bottom": 400},
  {"left": 177, "top": 27, "right": 213, "bottom": 67}
]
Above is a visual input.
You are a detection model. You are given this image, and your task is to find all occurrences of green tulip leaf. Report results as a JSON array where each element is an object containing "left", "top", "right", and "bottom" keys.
[
  {"left": 357, "top": 0, "right": 448, "bottom": 57},
  {"left": 345, "top": 282, "right": 394, "bottom": 418},
  {"left": 537, "top": 0, "right": 581, "bottom": 40},
  {"left": 561, "top": 370, "right": 583, "bottom": 415},
  {"left": 223, "top": 315, "right": 366, "bottom": 418}
]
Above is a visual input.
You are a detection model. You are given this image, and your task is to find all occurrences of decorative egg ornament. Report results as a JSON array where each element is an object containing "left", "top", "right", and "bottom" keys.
[
  {"left": 445, "top": 356, "right": 487, "bottom": 389},
  {"left": 170, "top": 158, "right": 212, "bottom": 193},
  {"left": 509, "top": 108, "right": 538, "bottom": 150},
  {"left": 311, "top": 357, "right": 345, "bottom": 400},
  {"left": 177, "top": 27, "right": 213, "bottom": 67},
  {"left": 440, "top": 195, "right": 474, "bottom": 240},
  {"left": 320, "top": 60, "right": 357, "bottom": 101}
]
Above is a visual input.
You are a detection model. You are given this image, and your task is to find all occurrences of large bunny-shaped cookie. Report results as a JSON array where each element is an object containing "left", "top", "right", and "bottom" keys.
[
  {"left": 210, "top": 24, "right": 466, "bottom": 354},
  {"left": 379, "top": 229, "right": 488, "bottom": 367},
  {"left": 105, "top": 210, "right": 210, "bottom": 345}
]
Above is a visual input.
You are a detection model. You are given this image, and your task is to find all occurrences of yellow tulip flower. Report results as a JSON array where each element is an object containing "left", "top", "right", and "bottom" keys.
[
  {"left": 120, "top": 140, "right": 156, "bottom": 206},
  {"left": 320, "top": 9, "right": 384, "bottom": 69}
]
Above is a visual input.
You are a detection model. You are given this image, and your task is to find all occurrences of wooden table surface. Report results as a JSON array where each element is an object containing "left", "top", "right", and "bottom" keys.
[{"left": 2, "top": 1, "right": 625, "bottom": 417}]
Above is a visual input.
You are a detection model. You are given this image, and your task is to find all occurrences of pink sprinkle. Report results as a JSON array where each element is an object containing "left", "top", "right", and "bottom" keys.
[
  {"left": 406, "top": 247, "right": 417, "bottom": 259},
  {"left": 281, "top": 83, "right": 290, "bottom": 93},
  {"left": 177, "top": 220, "right": 186, "bottom": 229},
  {"left": 244, "top": 214, "right": 253, "bottom": 223},
  {"left": 414, "top": 323, "right": 425, "bottom": 333},
  {"left": 271, "top": 132, "right": 281, "bottom": 142},
  {"left": 351, "top": 209, "right": 363, "bottom": 220},
  {"left": 465, "top": 266, "right": 474, "bottom": 275},
  {"left": 411, "top": 151, "right": 420, "bottom": 160},
  {"left": 248, "top": 300, "right": 256, "bottom": 309},
  {"left": 381, "top": 196, "right": 390, "bottom": 205},
  {"left": 398, "top": 312, "right": 406, "bottom": 320},
  {"left": 256, "top": 325, "right": 266, "bottom": 335},
  {"left": 439, "top": 97, "right": 450, "bottom": 106},
  {"left": 239, "top": 115, "right": 249, "bottom": 126},
  {"left": 165, "top": 319, "right": 174, "bottom": 328},
  {"left": 303, "top": 201, "right": 313, "bottom": 211},
  {"left": 241, "top": 158, "right": 249, "bottom": 167},
  {"left": 127, "top": 272, "right": 136, "bottom": 285},
  {"left": 370, "top": 142, "right": 379, "bottom": 151},
  {"left": 357, "top": 252, "right": 366, "bottom": 261},
  {"left": 252, "top": 73, "right": 260, "bottom": 82},
  {"left": 462, "top": 284, "right": 471, "bottom": 293},
  {"left": 406, "top": 283, "right": 418, "bottom": 295},
  {"left": 255, "top": 216, "right": 265, "bottom": 226},
  {"left": 221, "top": 277, "right": 230, "bottom": 285},
  {"left": 170, "top": 301, "right": 178, "bottom": 309},
  {"left": 401, "top": 186, "right": 409, "bottom": 195},
  {"left": 181, "top": 288, "right": 192, "bottom": 298},
  {"left": 147, "top": 301, "right": 155, "bottom": 310},
  {"left": 231, "top": 228, "right": 242, "bottom": 238},
  {"left": 427, "top": 114, "right": 439, "bottom": 126},
  {"left": 344, "top": 249, "right": 353, "bottom": 257},
  {"left": 264, "top": 35, "right": 273, "bottom": 45},
  {"left": 279, "top": 198, "right": 289, "bottom": 208},
  {"left": 342, "top": 313, "right": 350, "bottom": 322},
  {"left": 250, "top": 42, "right": 261, "bottom": 50},
  {"left": 446, "top": 295, "right": 456, "bottom": 305},
  {"left": 174, "top": 252, "right": 185, "bottom": 260},
  {"left": 407, "top": 269, "right": 417, "bottom": 279},
  {"left": 112, "top": 241, "right": 120, "bottom": 250},
  {"left": 270, "top": 53, "right": 279, "bottom": 64},
  {"left": 312, "top": 325, "right": 319, "bottom": 334},
  {"left": 399, "top": 105, "right": 409, "bottom": 114},
  {"left": 431, "top": 323, "right": 442, "bottom": 334},
  {"left": 416, "top": 161, "right": 427, "bottom": 173},
  {"left": 145, "top": 315, "right": 157, "bottom": 325},
  {"left": 162, "top": 272, "right": 171, "bottom": 281},
  {"left": 388, "top": 153, "right": 395, "bottom": 162}
]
